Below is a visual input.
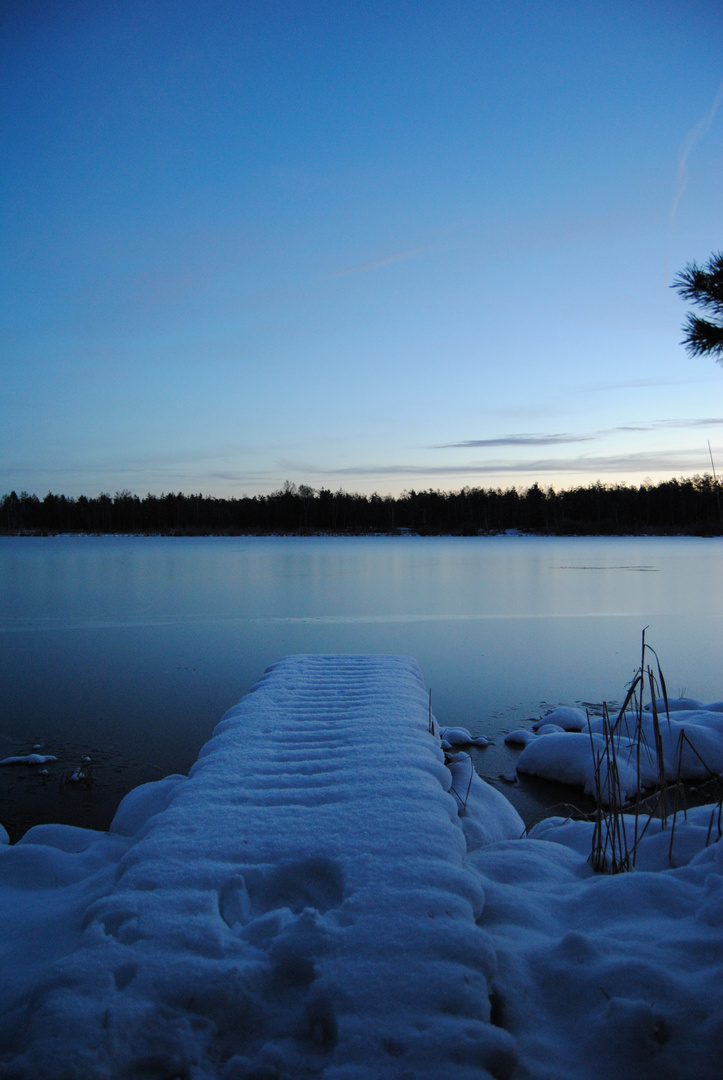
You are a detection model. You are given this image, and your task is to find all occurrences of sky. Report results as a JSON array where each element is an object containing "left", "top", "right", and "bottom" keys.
[{"left": 1, "top": 0, "right": 722, "bottom": 499}]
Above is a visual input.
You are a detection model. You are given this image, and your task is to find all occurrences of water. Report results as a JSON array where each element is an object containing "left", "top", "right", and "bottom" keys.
[{"left": 2, "top": 534, "right": 723, "bottom": 839}]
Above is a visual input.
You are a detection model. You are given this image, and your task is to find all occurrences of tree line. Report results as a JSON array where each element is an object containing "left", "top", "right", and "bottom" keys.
[{"left": 2, "top": 476, "right": 722, "bottom": 536}]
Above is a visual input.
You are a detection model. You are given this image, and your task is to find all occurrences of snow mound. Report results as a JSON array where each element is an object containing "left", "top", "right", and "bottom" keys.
[
  {"left": 446, "top": 752, "right": 524, "bottom": 848},
  {"left": 530, "top": 804, "right": 723, "bottom": 872},
  {"left": 504, "top": 728, "right": 535, "bottom": 746},
  {"left": 517, "top": 701, "right": 723, "bottom": 800},
  {"left": 645, "top": 696, "right": 704, "bottom": 712},
  {"left": 440, "top": 725, "right": 491, "bottom": 748},
  {"left": 534, "top": 706, "right": 587, "bottom": 731},
  {"left": 517, "top": 731, "right": 642, "bottom": 803}
]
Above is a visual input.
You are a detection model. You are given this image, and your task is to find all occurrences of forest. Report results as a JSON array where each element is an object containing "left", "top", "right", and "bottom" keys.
[{"left": 1, "top": 475, "right": 722, "bottom": 536}]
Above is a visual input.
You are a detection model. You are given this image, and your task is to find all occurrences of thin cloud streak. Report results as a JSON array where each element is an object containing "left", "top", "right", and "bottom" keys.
[
  {"left": 306, "top": 448, "right": 714, "bottom": 481},
  {"left": 435, "top": 417, "right": 723, "bottom": 450},
  {"left": 435, "top": 434, "right": 595, "bottom": 449},
  {"left": 327, "top": 246, "right": 430, "bottom": 278},
  {"left": 582, "top": 376, "right": 711, "bottom": 392},
  {"left": 671, "top": 79, "right": 723, "bottom": 225},
  {"left": 5, "top": 448, "right": 717, "bottom": 500},
  {"left": 616, "top": 418, "right": 723, "bottom": 433}
]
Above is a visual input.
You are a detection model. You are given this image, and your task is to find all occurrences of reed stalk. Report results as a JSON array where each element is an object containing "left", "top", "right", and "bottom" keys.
[{"left": 587, "top": 630, "right": 721, "bottom": 873}]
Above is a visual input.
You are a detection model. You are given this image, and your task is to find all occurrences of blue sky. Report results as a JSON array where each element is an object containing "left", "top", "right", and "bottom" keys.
[{"left": 2, "top": 0, "right": 722, "bottom": 498}]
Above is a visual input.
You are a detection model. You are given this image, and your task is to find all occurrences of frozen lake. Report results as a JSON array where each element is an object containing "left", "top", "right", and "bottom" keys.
[{"left": 2, "top": 533, "right": 723, "bottom": 838}]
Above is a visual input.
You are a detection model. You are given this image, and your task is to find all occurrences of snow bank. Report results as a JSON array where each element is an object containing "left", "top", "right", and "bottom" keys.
[
  {"left": 530, "top": 804, "right": 723, "bottom": 872},
  {"left": 471, "top": 819, "right": 723, "bottom": 1080},
  {"left": 0, "top": 657, "right": 721, "bottom": 1079}
]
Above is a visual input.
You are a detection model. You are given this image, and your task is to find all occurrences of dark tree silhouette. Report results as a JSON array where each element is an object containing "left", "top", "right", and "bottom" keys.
[
  {"left": 673, "top": 251, "right": 723, "bottom": 361},
  {"left": 2, "top": 478, "right": 723, "bottom": 535}
]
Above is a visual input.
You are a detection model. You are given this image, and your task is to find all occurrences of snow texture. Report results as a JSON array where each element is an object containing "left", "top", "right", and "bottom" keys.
[
  {"left": 516, "top": 700, "right": 723, "bottom": 802},
  {"left": 0, "top": 655, "right": 721, "bottom": 1079},
  {"left": 0, "top": 656, "right": 517, "bottom": 1079}
]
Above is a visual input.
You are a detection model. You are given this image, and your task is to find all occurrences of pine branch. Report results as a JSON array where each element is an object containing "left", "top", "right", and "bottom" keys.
[
  {"left": 673, "top": 251, "right": 723, "bottom": 360},
  {"left": 681, "top": 313, "right": 723, "bottom": 360}
]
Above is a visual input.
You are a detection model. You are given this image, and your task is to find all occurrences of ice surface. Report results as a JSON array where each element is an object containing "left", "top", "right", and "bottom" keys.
[{"left": 0, "top": 655, "right": 720, "bottom": 1079}]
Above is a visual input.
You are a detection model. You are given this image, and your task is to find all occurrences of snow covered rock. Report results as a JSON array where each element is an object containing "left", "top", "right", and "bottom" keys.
[
  {"left": 534, "top": 706, "right": 587, "bottom": 731},
  {"left": 0, "top": 754, "right": 57, "bottom": 766},
  {"left": 645, "top": 696, "right": 704, "bottom": 712},
  {"left": 516, "top": 731, "right": 642, "bottom": 803},
  {"left": 440, "top": 725, "right": 491, "bottom": 748},
  {"left": 517, "top": 703, "right": 723, "bottom": 799},
  {"left": 533, "top": 722, "right": 565, "bottom": 735},
  {"left": 504, "top": 728, "right": 535, "bottom": 746}
]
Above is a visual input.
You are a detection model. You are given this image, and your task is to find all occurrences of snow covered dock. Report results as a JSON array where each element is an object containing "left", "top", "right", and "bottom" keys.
[
  {"left": 0, "top": 655, "right": 520, "bottom": 1079},
  {"left": 2, "top": 654, "right": 723, "bottom": 1080}
]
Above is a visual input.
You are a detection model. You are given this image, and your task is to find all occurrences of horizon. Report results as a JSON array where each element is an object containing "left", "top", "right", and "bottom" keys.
[
  {"left": 2, "top": 2, "right": 722, "bottom": 497},
  {"left": 4, "top": 467, "right": 721, "bottom": 503}
]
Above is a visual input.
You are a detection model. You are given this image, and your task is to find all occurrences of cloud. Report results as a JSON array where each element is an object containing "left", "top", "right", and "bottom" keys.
[
  {"left": 582, "top": 376, "right": 711, "bottom": 392},
  {"left": 327, "top": 246, "right": 429, "bottom": 277},
  {"left": 299, "top": 446, "right": 713, "bottom": 481},
  {"left": 6, "top": 444, "right": 717, "bottom": 501},
  {"left": 434, "top": 434, "right": 595, "bottom": 449},
  {"left": 615, "top": 417, "right": 723, "bottom": 433},
  {"left": 671, "top": 79, "right": 723, "bottom": 225},
  {"left": 434, "top": 417, "right": 723, "bottom": 451},
  {"left": 8, "top": 419, "right": 723, "bottom": 499}
]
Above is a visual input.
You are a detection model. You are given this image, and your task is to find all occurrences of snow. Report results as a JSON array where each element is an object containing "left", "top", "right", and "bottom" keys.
[
  {"left": 446, "top": 752, "right": 524, "bottom": 849},
  {"left": 517, "top": 702, "right": 723, "bottom": 800},
  {"left": 517, "top": 731, "right": 643, "bottom": 802},
  {"left": 0, "top": 754, "right": 57, "bottom": 766},
  {"left": 533, "top": 706, "right": 587, "bottom": 732},
  {"left": 467, "top": 831, "right": 723, "bottom": 1080},
  {"left": 645, "top": 696, "right": 704, "bottom": 712},
  {"left": 0, "top": 655, "right": 721, "bottom": 1078},
  {"left": 503, "top": 728, "right": 535, "bottom": 746},
  {"left": 440, "top": 725, "right": 491, "bottom": 749}
]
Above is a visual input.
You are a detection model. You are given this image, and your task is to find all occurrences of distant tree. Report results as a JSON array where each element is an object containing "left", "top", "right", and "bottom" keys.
[{"left": 672, "top": 251, "right": 723, "bottom": 361}]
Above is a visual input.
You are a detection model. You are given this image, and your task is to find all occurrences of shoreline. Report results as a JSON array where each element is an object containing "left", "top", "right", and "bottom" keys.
[{"left": 3, "top": 527, "right": 723, "bottom": 538}]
